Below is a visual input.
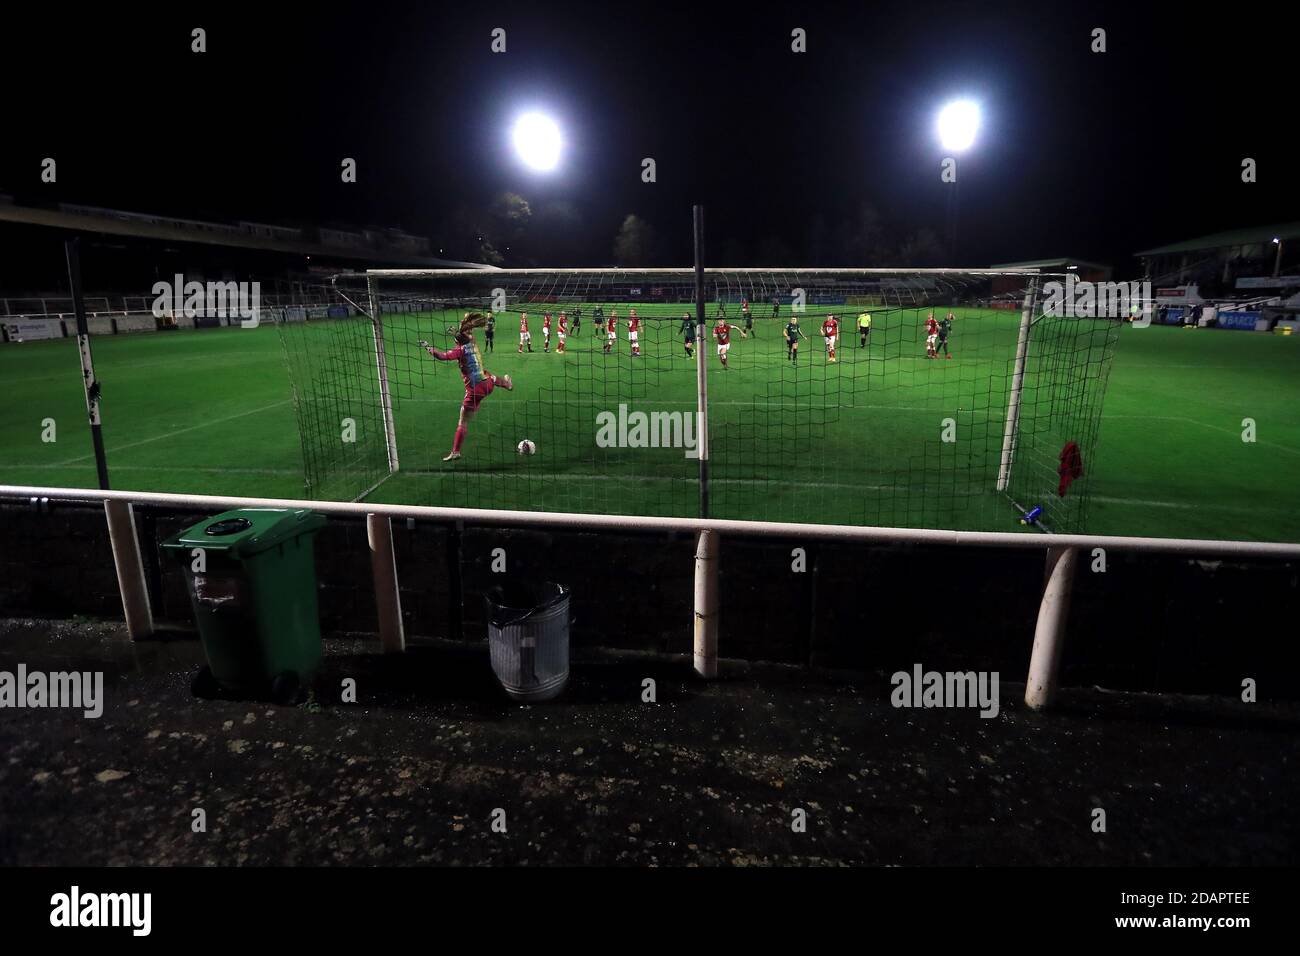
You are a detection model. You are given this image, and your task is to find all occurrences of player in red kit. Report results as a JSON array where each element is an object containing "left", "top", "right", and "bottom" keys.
[
  {"left": 713, "top": 319, "right": 744, "bottom": 368},
  {"left": 604, "top": 310, "right": 618, "bottom": 354},
  {"left": 419, "top": 312, "right": 514, "bottom": 461},
  {"left": 542, "top": 312, "right": 553, "bottom": 352},
  {"left": 924, "top": 311, "right": 939, "bottom": 359},
  {"left": 556, "top": 311, "right": 568, "bottom": 353},
  {"left": 821, "top": 315, "right": 839, "bottom": 363},
  {"left": 518, "top": 312, "right": 532, "bottom": 353},
  {"left": 628, "top": 309, "right": 642, "bottom": 356}
]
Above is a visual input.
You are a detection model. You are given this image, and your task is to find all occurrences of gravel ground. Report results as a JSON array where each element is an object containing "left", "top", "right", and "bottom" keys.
[{"left": 1, "top": 617, "right": 1296, "bottom": 866}]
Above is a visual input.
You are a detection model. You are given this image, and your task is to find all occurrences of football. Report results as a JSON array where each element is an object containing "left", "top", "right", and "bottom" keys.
[{"left": 517, "top": 439, "right": 537, "bottom": 456}]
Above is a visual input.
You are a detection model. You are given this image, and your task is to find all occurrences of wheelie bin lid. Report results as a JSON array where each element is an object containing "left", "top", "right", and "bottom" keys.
[{"left": 161, "top": 508, "right": 326, "bottom": 558}]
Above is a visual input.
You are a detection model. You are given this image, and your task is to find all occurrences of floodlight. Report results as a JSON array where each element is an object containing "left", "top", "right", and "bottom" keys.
[
  {"left": 512, "top": 113, "right": 562, "bottom": 171},
  {"left": 937, "top": 100, "right": 980, "bottom": 152}
]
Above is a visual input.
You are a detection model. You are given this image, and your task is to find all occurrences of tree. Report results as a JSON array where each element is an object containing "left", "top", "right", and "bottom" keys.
[
  {"left": 475, "top": 239, "right": 505, "bottom": 267},
  {"left": 451, "top": 200, "right": 511, "bottom": 265},
  {"left": 896, "top": 227, "right": 944, "bottom": 267},
  {"left": 613, "top": 214, "right": 658, "bottom": 266},
  {"left": 487, "top": 192, "right": 532, "bottom": 262},
  {"left": 839, "top": 202, "right": 890, "bottom": 266},
  {"left": 529, "top": 201, "right": 583, "bottom": 265},
  {"left": 489, "top": 192, "right": 532, "bottom": 240}
]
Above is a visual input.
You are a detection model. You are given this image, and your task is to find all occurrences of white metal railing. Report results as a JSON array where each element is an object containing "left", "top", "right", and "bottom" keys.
[
  {"left": 1, "top": 290, "right": 345, "bottom": 321},
  {"left": 3, "top": 308, "right": 157, "bottom": 323},
  {"left": 359, "top": 267, "right": 1057, "bottom": 277},
  {"left": 4, "top": 483, "right": 1299, "bottom": 710},
  {"left": 6, "top": 484, "right": 1300, "bottom": 556}
]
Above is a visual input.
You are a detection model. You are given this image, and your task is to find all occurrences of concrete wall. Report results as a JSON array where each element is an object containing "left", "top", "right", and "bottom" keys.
[{"left": 1, "top": 502, "right": 1297, "bottom": 698}]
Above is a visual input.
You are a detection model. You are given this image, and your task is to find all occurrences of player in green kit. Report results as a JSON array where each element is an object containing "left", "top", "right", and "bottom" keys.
[
  {"left": 937, "top": 313, "right": 954, "bottom": 359},
  {"left": 784, "top": 317, "right": 807, "bottom": 364},
  {"left": 680, "top": 313, "right": 696, "bottom": 357}
]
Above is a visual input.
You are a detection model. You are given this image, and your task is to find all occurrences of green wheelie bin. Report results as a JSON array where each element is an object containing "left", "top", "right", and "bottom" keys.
[{"left": 162, "top": 508, "right": 326, "bottom": 704}]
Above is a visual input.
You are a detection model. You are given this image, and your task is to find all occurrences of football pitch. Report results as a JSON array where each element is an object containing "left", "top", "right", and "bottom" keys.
[{"left": 1, "top": 310, "right": 1297, "bottom": 542}]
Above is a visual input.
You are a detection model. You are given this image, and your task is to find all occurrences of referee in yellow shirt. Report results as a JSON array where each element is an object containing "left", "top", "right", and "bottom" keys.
[{"left": 857, "top": 312, "right": 872, "bottom": 347}]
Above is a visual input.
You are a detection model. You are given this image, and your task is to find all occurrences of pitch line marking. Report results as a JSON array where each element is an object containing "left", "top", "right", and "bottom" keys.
[
  {"left": 0, "top": 352, "right": 282, "bottom": 386},
  {"left": 1105, "top": 414, "right": 1300, "bottom": 456},
  {"left": 53, "top": 400, "right": 293, "bottom": 465}
]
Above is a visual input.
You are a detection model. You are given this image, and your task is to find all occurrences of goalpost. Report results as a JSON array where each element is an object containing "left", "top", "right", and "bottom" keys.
[
  {"left": 276, "top": 266, "right": 1121, "bottom": 534},
  {"left": 997, "top": 278, "right": 1039, "bottom": 494},
  {"left": 366, "top": 275, "right": 400, "bottom": 475}
]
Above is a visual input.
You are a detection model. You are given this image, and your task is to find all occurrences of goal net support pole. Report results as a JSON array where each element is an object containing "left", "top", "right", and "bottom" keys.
[
  {"left": 367, "top": 276, "right": 400, "bottom": 474},
  {"left": 693, "top": 206, "right": 710, "bottom": 519},
  {"left": 692, "top": 205, "right": 719, "bottom": 678},
  {"left": 996, "top": 277, "right": 1040, "bottom": 493}
]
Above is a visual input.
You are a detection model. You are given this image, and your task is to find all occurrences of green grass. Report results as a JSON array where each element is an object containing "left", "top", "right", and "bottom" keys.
[
  {"left": 285, "top": 303, "right": 1039, "bottom": 529},
  {"left": 1089, "top": 325, "right": 1300, "bottom": 540},
  {"left": 1, "top": 309, "right": 1297, "bottom": 541},
  {"left": 0, "top": 329, "right": 303, "bottom": 497}
]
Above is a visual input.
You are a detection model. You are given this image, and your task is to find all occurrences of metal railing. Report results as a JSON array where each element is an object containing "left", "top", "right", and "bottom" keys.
[
  {"left": 1, "top": 288, "right": 345, "bottom": 321},
  {"left": 4, "top": 483, "right": 1299, "bottom": 711}
]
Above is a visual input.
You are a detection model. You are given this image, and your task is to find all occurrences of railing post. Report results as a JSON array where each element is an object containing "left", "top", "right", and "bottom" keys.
[
  {"left": 1024, "top": 546, "right": 1078, "bottom": 710},
  {"left": 103, "top": 499, "right": 153, "bottom": 639},
  {"left": 693, "top": 529, "right": 719, "bottom": 677},
  {"left": 367, "top": 513, "right": 405, "bottom": 653}
]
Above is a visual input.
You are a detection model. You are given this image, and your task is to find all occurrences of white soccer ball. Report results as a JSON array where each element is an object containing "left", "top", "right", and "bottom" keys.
[{"left": 517, "top": 439, "right": 537, "bottom": 456}]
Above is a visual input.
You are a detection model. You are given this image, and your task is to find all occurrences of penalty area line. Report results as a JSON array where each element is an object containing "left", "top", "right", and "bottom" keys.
[{"left": 53, "top": 400, "right": 293, "bottom": 465}]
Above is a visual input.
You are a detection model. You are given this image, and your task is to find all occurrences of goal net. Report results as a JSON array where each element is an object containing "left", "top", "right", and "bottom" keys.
[{"left": 276, "top": 268, "right": 1121, "bottom": 533}]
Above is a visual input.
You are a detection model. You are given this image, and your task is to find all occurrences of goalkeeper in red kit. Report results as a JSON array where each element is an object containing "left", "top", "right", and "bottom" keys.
[{"left": 420, "top": 312, "right": 514, "bottom": 461}]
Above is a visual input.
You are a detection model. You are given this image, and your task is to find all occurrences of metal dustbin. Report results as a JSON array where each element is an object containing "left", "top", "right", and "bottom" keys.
[
  {"left": 162, "top": 508, "right": 326, "bottom": 704},
  {"left": 485, "top": 581, "right": 571, "bottom": 702}
]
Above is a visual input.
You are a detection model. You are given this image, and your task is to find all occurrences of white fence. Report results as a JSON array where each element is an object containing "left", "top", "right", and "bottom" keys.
[
  {"left": 0, "top": 289, "right": 345, "bottom": 321},
  {"left": 1, "top": 303, "right": 361, "bottom": 342},
  {"left": 4, "top": 483, "right": 1299, "bottom": 711}
]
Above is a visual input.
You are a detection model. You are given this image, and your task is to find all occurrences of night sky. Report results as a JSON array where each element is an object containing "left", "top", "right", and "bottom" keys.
[{"left": 3, "top": 1, "right": 1295, "bottom": 271}]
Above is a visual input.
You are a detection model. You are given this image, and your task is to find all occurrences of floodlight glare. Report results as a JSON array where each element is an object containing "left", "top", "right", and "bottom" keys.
[
  {"left": 937, "top": 100, "right": 980, "bottom": 152},
  {"left": 512, "top": 113, "right": 562, "bottom": 171}
]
